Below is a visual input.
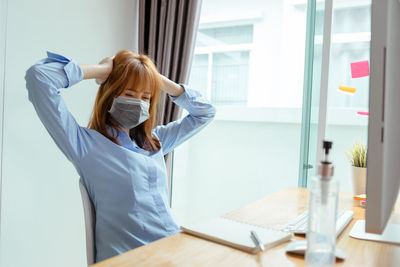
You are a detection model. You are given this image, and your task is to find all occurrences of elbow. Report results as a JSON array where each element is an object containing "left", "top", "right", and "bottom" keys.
[
  {"left": 25, "top": 66, "right": 39, "bottom": 102},
  {"left": 209, "top": 105, "right": 217, "bottom": 119},
  {"left": 25, "top": 64, "right": 50, "bottom": 94},
  {"left": 24, "top": 64, "right": 49, "bottom": 103},
  {"left": 25, "top": 64, "right": 44, "bottom": 79},
  {"left": 25, "top": 65, "right": 42, "bottom": 87},
  {"left": 199, "top": 105, "right": 216, "bottom": 123}
]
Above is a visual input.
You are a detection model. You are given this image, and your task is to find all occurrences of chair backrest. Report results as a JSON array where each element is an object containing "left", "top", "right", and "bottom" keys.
[{"left": 79, "top": 178, "right": 96, "bottom": 265}]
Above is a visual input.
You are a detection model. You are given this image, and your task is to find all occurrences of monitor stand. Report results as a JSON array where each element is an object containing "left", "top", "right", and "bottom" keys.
[{"left": 349, "top": 220, "right": 400, "bottom": 245}]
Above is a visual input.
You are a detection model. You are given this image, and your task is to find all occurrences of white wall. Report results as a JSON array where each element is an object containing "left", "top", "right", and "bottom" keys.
[{"left": 0, "top": 1, "right": 138, "bottom": 266}]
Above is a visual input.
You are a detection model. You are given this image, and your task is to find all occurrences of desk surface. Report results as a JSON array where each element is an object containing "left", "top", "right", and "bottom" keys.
[{"left": 92, "top": 187, "right": 400, "bottom": 267}]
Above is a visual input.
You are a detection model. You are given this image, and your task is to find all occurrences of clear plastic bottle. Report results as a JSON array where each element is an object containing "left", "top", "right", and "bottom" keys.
[{"left": 305, "top": 141, "right": 339, "bottom": 267}]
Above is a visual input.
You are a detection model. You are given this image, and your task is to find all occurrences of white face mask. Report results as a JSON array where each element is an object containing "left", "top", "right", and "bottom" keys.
[{"left": 108, "top": 96, "right": 150, "bottom": 129}]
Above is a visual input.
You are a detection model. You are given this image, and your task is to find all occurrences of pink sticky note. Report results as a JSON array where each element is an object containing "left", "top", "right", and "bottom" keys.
[
  {"left": 357, "top": 111, "right": 369, "bottom": 117},
  {"left": 351, "top": 60, "right": 370, "bottom": 78}
]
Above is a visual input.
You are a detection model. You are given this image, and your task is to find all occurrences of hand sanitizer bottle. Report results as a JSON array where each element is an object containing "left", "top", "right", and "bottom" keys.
[{"left": 305, "top": 141, "right": 339, "bottom": 267}]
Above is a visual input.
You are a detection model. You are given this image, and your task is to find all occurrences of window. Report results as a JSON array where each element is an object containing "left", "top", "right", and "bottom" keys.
[
  {"left": 190, "top": 25, "right": 253, "bottom": 106},
  {"left": 172, "top": 0, "right": 308, "bottom": 225},
  {"left": 171, "top": 0, "right": 372, "bottom": 225}
]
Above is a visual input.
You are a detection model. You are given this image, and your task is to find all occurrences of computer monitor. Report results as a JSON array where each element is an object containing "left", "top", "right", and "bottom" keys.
[{"left": 350, "top": 0, "right": 400, "bottom": 243}]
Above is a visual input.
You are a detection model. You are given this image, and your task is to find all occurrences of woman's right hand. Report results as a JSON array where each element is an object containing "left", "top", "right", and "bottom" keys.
[
  {"left": 79, "top": 55, "right": 114, "bottom": 83},
  {"left": 95, "top": 56, "right": 114, "bottom": 85}
]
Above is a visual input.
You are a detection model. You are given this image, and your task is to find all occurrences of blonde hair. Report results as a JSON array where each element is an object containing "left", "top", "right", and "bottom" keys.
[{"left": 88, "top": 50, "right": 162, "bottom": 151}]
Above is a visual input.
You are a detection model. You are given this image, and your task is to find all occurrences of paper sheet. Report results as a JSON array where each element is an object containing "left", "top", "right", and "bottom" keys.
[
  {"left": 356, "top": 111, "right": 369, "bottom": 117},
  {"left": 338, "top": 85, "right": 356, "bottom": 94},
  {"left": 351, "top": 60, "right": 370, "bottom": 78}
]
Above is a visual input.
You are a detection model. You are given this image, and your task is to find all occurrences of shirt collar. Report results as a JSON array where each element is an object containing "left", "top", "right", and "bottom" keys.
[{"left": 106, "top": 125, "right": 139, "bottom": 152}]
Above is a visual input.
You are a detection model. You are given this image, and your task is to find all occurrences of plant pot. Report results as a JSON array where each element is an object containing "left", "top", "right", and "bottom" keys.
[{"left": 352, "top": 166, "right": 367, "bottom": 196}]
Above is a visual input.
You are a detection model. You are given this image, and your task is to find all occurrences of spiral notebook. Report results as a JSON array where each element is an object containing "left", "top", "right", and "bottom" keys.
[{"left": 180, "top": 217, "right": 292, "bottom": 253}]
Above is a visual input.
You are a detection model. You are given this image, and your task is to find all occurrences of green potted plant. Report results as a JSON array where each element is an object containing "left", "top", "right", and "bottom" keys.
[{"left": 346, "top": 141, "right": 367, "bottom": 196}]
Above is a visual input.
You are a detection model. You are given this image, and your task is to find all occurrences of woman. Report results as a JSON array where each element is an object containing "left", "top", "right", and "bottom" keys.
[{"left": 25, "top": 50, "right": 216, "bottom": 262}]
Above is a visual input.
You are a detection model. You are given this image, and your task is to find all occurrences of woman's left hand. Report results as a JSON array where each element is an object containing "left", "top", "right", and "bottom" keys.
[{"left": 160, "top": 75, "right": 185, "bottom": 97}]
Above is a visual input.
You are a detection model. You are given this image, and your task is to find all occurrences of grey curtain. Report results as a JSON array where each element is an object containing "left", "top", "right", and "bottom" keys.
[{"left": 138, "top": 0, "right": 202, "bottom": 203}]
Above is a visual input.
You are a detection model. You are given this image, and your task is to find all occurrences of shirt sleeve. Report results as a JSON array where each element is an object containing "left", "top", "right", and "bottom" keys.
[
  {"left": 152, "top": 85, "right": 216, "bottom": 155},
  {"left": 25, "top": 51, "right": 91, "bottom": 163}
]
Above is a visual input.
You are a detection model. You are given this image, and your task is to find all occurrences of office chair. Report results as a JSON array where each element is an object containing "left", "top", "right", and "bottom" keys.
[{"left": 79, "top": 178, "right": 96, "bottom": 266}]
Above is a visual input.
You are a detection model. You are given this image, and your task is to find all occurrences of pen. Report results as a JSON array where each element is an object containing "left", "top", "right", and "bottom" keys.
[{"left": 250, "top": 230, "right": 265, "bottom": 251}]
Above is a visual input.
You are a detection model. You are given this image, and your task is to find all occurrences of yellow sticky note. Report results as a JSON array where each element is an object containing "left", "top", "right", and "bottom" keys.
[{"left": 338, "top": 85, "right": 356, "bottom": 94}]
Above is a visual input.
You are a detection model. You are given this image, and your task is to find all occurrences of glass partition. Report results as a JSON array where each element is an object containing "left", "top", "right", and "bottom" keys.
[
  {"left": 172, "top": 0, "right": 309, "bottom": 225},
  {"left": 324, "top": 0, "right": 371, "bottom": 192},
  {"left": 301, "top": 0, "right": 371, "bottom": 190}
]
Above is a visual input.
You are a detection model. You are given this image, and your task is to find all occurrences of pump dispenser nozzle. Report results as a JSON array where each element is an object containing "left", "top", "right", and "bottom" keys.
[
  {"left": 323, "top": 141, "right": 333, "bottom": 163},
  {"left": 318, "top": 140, "right": 334, "bottom": 179}
]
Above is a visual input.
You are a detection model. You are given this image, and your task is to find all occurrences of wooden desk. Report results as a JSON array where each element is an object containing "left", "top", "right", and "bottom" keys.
[{"left": 92, "top": 187, "right": 400, "bottom": 267}]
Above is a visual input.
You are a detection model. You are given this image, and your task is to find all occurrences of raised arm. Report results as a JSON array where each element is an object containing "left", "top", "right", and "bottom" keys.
[
  {"left": 152, "top": 78, "right": 216, "bottom": 155},
  {"left": 25, "top": 52, "right": 109, "bottom": 163}
]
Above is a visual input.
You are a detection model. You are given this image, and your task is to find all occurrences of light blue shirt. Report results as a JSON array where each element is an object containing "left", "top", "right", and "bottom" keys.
[{"left": 25, "top": 52, "right": 216, "bottom": 262}]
